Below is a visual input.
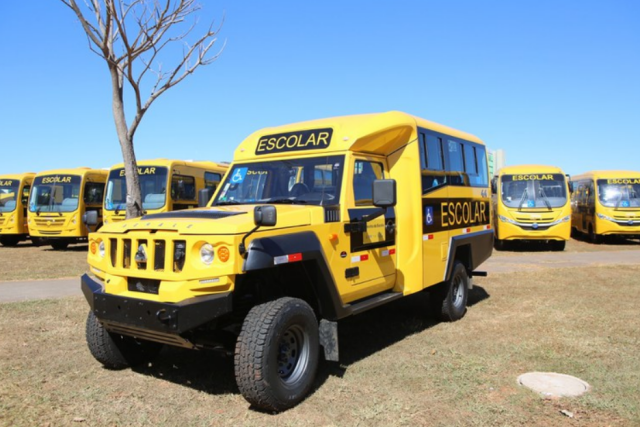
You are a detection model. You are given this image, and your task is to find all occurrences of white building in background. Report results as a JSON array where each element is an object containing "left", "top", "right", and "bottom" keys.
[{"left": 488, "top": 149, "right": 506, "bottom": 177}]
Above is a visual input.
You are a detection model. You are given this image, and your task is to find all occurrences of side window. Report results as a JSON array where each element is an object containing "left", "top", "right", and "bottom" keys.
[
  {"left": 21, "top": 185, "right": 31, "bottom": 205},
  {"left": 421, "top": 133, "right": 446, "bottom": 193},
  {"left": 205, "top": 172, "right": 222, "bottom": 192},
  {"left": 470, "top": 146, "right": 488, "bottom": 187},
  {"left": 464, "top": 144, "right": 477, "bottom": 175},
  {"left": 353, "top": 160, "right": 384, "bottom": 206},
  {"left": 84, "top": 181, "right": 105, "bottom": 205},
  {"left": 447, "top": 139, "right": 467, "bottom": 186},
  {"left": 172, "top": 175, "right": 196, "bottom": 201}
]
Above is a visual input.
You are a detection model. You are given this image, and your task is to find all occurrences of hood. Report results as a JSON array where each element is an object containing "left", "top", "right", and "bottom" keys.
[{"left": 99, "top": 205, "right": 314, "bottom": 235}]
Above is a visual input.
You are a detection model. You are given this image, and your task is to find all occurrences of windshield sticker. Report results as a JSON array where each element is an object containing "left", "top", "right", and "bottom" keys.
[
  {"left": 607, "top": 178, "right": 640, "bottom": 185},
  {"left": 512, "top": 174, "right": 554, "bottom": 181},
  {"left": 527, "top": 200, "right": 535, "bottom": 208},
  {"left": 119, "top": 167, "right": 158, "bottom": 176},
  {"left": 255, "top": 128, "right": 333, "bottom": 155},
  {"left": 41, "top": 176, "right": 74, "bottom": 184},
  {"left": 0, "top": 180, "right": 14, "bottom": 187},
  {"left": 230, "top": 168, "right": 248, "bottom": 184}
]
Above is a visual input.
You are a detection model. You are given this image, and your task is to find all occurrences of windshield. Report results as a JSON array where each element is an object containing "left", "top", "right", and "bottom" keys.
[
  {"left": 29, "top": 175, "right": 82, "bottom": 213},
  {"left": 597, "top": 179, "right": 640, "bottom": 208},
  {"left": 213, "top": 156, "right": 344, "bottom": 206},
  {"left": 500, "top": 174, "right": 567, "bottom": 209},
  {"left": 0, "top": 179, "right": 20, "bottom": 213},
  {"left": 105, "top": 167, "right": 169, "bottom": 211}
]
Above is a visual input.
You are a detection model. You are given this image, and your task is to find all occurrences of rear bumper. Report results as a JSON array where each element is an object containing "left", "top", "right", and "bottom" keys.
[{"left": 81, "top": 274, "right": 233, "bottom": 335}]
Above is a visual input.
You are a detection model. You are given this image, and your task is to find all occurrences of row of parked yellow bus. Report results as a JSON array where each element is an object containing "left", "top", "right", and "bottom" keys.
[
  {"left": 492, "top": 166, "right": 640, "bottom": 250},
  {"left": 0, "top": 159, "right": 228, "bottom": 249}
]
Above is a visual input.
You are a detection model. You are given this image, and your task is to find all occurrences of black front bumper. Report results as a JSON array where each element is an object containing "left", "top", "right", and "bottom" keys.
[{"left": 81, "top": 274, "right": 233, "bottom": 335}]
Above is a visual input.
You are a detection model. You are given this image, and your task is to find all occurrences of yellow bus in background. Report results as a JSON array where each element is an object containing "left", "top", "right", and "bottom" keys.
[
  {"left": 103, "top": 159, "right": 228, "bottom": 223},
  {"left": 28, "top": 168, "right": 107, "bottom": 250},
  {"left": 571, "top": 170, "right": 640, "bottom": 243},
  {"left": 0, "top": 172, "right": 36, "bottom": 246},
  {"left": 492, "top": 165, "right": 571, "bottom": 251}
]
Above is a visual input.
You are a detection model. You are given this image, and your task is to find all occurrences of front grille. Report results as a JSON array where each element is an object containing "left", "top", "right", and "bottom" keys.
[
  {"left": 107, "top": 236, "right": 187, "bottom": 274},
  {"left": 34, "top": 217, "right": 66, "bottom": 226},
  {"left": 513, "top": 216, "right": 555, "bottom": 224},
  {"left": 39, "top": 230, "right": 62, "bottom": 235}
]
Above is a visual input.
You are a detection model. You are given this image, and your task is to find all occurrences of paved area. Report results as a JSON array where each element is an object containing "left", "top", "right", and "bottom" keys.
[
  {"left": 0, "top": 249, "right": 639, "bottom": 303},
  {"left": 0, "top": 278, "right": 79, "bottom": 303}
]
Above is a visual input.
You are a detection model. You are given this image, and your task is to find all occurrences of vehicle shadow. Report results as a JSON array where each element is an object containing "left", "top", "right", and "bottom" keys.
[
  {"left": 495, "top": 241, "right": 558, "bottom": 252},
  {"left": 571, "top": 233, "right": 640, "bottom": 246},
  {"left": 41, "top": 244, "right": 89, "bottom": 252},
  {"left": 127, "top": 285, "right": 491, "bottom": 405}
]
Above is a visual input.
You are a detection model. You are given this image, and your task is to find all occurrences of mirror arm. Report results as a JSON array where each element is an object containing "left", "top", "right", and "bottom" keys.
[{"left": 239, "top": 225, "right": 260, "bottom": 258}]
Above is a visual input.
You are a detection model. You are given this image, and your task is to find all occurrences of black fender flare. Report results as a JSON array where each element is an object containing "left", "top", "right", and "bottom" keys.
[
  {"left": 243, "top": 231, "right": 349, "bottom": 320},
  {"left": 445, "top": 229, "right": 494, "bottom": 281}
]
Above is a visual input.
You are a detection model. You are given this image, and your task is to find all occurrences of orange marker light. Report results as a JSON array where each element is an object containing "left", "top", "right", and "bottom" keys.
[
  {"left": 217, "top": 246, "right": 230, "bottom": 263},
  {"left": 328, "top": 233, "right": 338, "bottom": 242},
  {"left": 90, "top": 241, "right": 97, "bottom": 255}
]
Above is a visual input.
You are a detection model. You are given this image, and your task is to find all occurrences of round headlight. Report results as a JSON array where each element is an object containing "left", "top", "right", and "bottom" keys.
[
  {"left": 200, "top": 243, "right": 215, "bottom": 265},
  {"left": 98, "top": 240, "right": 105, "bottom": 258}
]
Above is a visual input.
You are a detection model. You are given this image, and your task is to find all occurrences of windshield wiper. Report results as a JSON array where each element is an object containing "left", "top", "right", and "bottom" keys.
[
  {"left": 36, "top": 206, "right": 42, "bottom": 216},
  {"left": 538, "top": 186, "right": 552, "bottom": 210},
  {"left": 518, "top": 187, "right": 528, "bottom": 211},
  {"left": 214, "top": 200, "right": 242, "bottom": 206},
  {"left": 267, "top": 198, "right": 308, "bottom": 205}
]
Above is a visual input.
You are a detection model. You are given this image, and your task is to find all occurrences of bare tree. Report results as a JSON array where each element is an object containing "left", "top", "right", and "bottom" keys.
[{"left": 61, "top": 0, "right": 223, "bottom": 218}]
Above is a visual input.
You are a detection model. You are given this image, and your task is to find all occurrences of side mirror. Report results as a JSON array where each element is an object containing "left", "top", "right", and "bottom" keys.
[
  {"left": 83, "top": 211, "right": 98, "bottom": 226},
  {"left": 198, "top": 188, "right": 213, "bottom": 207},
  {"left": 372, "top": 179, "right": 396, "bottom": 208},
  {"left": 568, "top": 181, "right": 574, "bottom": 194},
  {"left": 254, "top": 205, "right": 277, "bottom": 227},
  {"left": 491, "top": 177, "right": 497, "bottom": 194}
]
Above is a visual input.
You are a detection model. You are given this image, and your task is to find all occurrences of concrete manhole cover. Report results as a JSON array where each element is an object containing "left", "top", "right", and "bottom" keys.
[{"left": 517, "top": 372, "right": 590, "bottom": 398}]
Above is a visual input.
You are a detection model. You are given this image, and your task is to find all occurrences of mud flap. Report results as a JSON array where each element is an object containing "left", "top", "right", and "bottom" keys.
[{"left": 319, "top": 319, "right": 339, "bottom": 362}]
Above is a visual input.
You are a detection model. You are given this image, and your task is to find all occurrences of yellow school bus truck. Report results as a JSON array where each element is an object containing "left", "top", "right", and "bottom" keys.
[
  {"left": 0, "top": 173, "right": 36, "bottom": 246},
  {"left": 103, "top": 159, "right": 228, "bottom": 224},
  {"left": 81, "top": 111, "right": 493, "bottom": 411},
  {"left": 571, "top": 170, "right": 640, "bottom": 243},
  {"left": 28, "top": 168, "right": 107, "bottom": 250},
  {"left": 491, "top": 165, "right": 571, "bottom": 251}
]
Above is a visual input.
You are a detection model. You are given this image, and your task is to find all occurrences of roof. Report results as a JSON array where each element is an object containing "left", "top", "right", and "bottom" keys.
[{"left": 233, "top": 111, "right": 483, "bottom": 161}]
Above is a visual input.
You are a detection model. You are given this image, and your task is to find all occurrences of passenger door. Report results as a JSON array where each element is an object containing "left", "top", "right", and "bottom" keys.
[{"left": 339, "top": 157, "right": 396, "bottom": 302}]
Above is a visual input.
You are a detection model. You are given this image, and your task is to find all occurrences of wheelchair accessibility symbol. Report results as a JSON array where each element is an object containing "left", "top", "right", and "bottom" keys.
[
  {"left": 230, "top": 167, "right": 248, "bottom": 184},
  {"left": 425, "top": 206, "right": 434, "bottom": 225}
]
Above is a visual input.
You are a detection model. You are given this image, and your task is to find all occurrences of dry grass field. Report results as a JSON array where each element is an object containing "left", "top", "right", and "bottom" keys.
[
  {"left": 1, "top": 263, "right": 639, "bottom": 426},
  {"left": 0, "top": 242, "right": 88, "bottom": 281}
]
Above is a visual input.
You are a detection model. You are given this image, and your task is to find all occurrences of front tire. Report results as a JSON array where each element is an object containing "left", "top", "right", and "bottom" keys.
[
  {"left": 235, "top": 297, "right": 319, "bottom": 412},
  {"left": 0, "top": 236, "right": 19, "bottom": 247},
  {"left": 430, "top": 261, "right": 469, "bottom": 322},
  {"left": 85, "top": 311, "right": 163, "bottom": 369},
  {"left": 51, "top": 241, "right": 69, "bottom": 250},
  {"left": 588, "top": 224, "right": 602, "bottom": 244},
  {"left": 550, "top": 240, "right": 566, "bottom": 251}
]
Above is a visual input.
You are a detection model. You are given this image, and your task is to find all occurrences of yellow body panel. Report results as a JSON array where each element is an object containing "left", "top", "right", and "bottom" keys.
[
  {"left": 28, "top": 168, "right": 107, "bottom": 243},
  {"left": 571, "top": 170, "right": 640, "bottom": 238},
  {"left": 0, "top": 173, "right": 36, "bottom": 242},
  {"left": 493, "top": 165, "right": 572, "bottom": 242}
]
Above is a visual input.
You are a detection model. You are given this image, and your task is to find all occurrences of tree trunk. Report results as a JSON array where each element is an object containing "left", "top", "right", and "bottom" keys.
[{"left": 109, "top": 65, "right": 143, "bottom": 219}]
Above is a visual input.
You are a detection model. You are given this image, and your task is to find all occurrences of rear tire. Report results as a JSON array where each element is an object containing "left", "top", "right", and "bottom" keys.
[
  {"left": 430, "top": 261, "right": 469, "bottom": 322},
  {"left": 85, "top": 311, "right": 163, "bottom": 369},
  {"left": 235, "top": 297, "right": 319, "bottom": 412}
]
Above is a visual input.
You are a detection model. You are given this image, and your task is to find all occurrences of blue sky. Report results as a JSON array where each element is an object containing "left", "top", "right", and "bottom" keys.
[{"left": 1, "top": 1, "right": 638, "bottom": 177}]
